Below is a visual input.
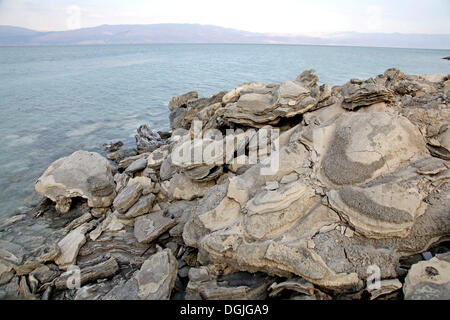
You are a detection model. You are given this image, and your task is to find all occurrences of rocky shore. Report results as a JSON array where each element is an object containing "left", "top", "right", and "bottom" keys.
[{"left": 0, "top": 68, "right": 449, "bottom": 300}]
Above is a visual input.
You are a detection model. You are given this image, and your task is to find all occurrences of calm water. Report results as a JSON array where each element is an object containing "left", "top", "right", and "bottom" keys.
[{"left": 0, "top": 44, "right": 449, "bottom": 221}]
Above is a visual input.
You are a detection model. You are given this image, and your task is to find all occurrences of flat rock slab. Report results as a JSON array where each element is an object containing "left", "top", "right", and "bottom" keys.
[
  {"left": 113, "top": 183, "right": 143, "bottom": 214},
  {"left": 54, "top": 223, "right": 93, "bottom": 269},
  {"left": 134, "top": 211, "right": 177, "bottom": 244}
]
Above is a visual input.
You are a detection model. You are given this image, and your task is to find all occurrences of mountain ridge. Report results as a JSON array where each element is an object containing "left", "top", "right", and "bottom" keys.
[{"left": 1, "top": 24, "right": 449, "bottom": 49}]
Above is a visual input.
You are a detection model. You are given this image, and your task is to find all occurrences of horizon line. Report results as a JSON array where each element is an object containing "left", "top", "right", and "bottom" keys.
[
  {"left": 1, "top": 42, "right": 449, "bottom": 51},
  {"left": 2, "top": 23, "right": 450, "bottom": 37}
]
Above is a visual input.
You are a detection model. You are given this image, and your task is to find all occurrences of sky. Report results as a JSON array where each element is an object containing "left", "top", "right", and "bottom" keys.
[{"left": 0, "top": 0, "right": 449, "bottom": 35}]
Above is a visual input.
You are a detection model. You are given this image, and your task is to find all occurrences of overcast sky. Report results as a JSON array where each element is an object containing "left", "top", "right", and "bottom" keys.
[{"left": 0, "top": 0, "right": 449, "bottom": 34}]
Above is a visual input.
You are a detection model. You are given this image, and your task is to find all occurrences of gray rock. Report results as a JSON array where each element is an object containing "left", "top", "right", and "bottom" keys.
[
  {"left": 134, "top": 211, "right": 177, "bottom": 244},
  {"left": 113, "top": 183, "right": 143, "bottom": 214},
  {"left": 123, "top": 194, "right": 156, "bottom": 219},
  {"left": 124, "top": 157, "right": 148, "bottom": 174},
  {"left": 35, "top": 151, "right": 116, "bottom": 213},
  {"left": 136, "top": 125, "right": 165, "bottom": 153},
  {"left": 107, "top": 148, "right": 138, "bottom": 163},
  {"left": 102, "top": 141, "right": 123, "bottom": 152},
  {"left": 404, "top": 253, "right": 450, "bottom": 300},
  {"left": 168, "top": 91, "right": 198, "bottom": 112},
  {"left": 103, "top": 249, "right": 178, "bottom": 300},
  {"left": 186, "top": 267, "right": 273, "bottom": 300},
  {"left": 54, "top": 257, "right": 119, "bottom": 290}
]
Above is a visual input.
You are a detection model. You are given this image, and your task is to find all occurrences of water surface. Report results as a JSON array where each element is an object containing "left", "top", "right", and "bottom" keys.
[{"left": 0, "top": 44, "right": 449, "bottom": 221}]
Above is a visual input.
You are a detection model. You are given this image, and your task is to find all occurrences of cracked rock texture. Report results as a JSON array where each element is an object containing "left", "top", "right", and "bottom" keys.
[{"left": 1, "top": 68, "right": 448, "bottom": 300}]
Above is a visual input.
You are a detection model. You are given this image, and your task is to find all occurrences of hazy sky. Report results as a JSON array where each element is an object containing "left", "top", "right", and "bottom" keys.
[{"left": 0, "top": 0, "right": 449, "bottom": 34}]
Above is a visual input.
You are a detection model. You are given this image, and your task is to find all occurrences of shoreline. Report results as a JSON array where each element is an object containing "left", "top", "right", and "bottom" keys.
[{"left": 1, "top": 68, "right": 449, "bottom": 300}]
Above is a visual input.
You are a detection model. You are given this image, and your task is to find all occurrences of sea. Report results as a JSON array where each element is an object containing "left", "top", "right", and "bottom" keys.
[{"left": 0, "top": 43, "right": 449, "bottom": 222}]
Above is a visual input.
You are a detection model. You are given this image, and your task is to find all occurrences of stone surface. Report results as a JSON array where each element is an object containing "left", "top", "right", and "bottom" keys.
[
  {"left": 122, "top": 194, "right": 156, "bottom": 219},
  {"left": 54, "top": 223, "right": 94, "bottom": 269},
  {"left": 5, "top": 68, "right": 450, "bottom": 300},
  {"left": 103, "top": 248, "right": 177, "bottom": 300},
  {"left": 113, "top": 183, "right": 143, "bottom": 214},
  {"left": 54, "top": 257, "right": 119, "bottom": 289},
  {"left": 168, "top": 91, "right": 198, "bottom": 112},
  {"left": 135, "top": 124, "right": 165, "bottom": 153},
  {"left": 186, "top": 267, "right": 273, "bottom": 300},
  {"left": 168, "top": 173, "right": 215, "bottom": 201},
  {"left": 134, "top": 211, "right": 177, "bottom": 243},
  {"left": 124, "top": 157, "right": 148, "bottom": 174},
  {"left": 403, "top": 253, "right": 450, "bottom": 300},
  {"left": 35, "top": 151, "right": 116, "bottom": 213}
]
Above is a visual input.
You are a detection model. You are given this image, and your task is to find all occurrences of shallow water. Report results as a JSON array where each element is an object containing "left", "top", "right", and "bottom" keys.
[{"left": 0, "top": 43, "right": 449, "bottom": 222}]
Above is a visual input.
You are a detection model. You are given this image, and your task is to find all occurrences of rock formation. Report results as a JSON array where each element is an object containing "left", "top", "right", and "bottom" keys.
[{"left": 0, "top": 68, "right": 448, "bottom": 300}]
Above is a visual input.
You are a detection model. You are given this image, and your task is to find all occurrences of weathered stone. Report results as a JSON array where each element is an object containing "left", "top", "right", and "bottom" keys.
[
  {"left": 127, "top": 176, "right": 158, "bottom": 195},
  {"left": 104, "top": 248, "right": 177, "bottom": 300},
  {"left": 136, "top": 124, "right": 165, "bottom": 153},
  {"left": 107, "top": 148, "right": 138, "bottom": 163},
  {"left": 35, "top": 151, "right": 116, "bottom": 213},
  {"left": 54, "top": 223, "right": 94, "bottom": 269},
  {"left": 403, "top": 253, "right": 450, "bottom": 300},
  {"left": 186, "top": 267, "right": 272, "bottom": 300},
  {"left": 124, "top": 157, "right": 148, "bottom": 174},
  {"left": 269, "top": 278, "right": 315, "bottom": 298},
  {"left": 306, "top": 112, "right": 429, "bottom": 187},
  {"left": 341, "top": 81, "right": 395, "bottom": 110},
  {"left": 280, "top": 173, "right": 298, "bottom": 184},
  {"left": 118, "top": 153, "right": 148, "bottom": 171},
  {"left": 169, "top": 91, "right": 198, "bottom": 112},
  {"left": 369, "top": 279, "right": 402, "bottom": 300},
  {"left": 102, "top": 140, "right": 123, "bottom": 152},
  {"left": 220, "top": 70, "right": 332, "bottom": 128},
  {"left": 123, "top": 194, "right": 156, "bottom": 219},
  {"left": 113, "top": 183, "right": 143, "bottom": 214},
  {"left": 136, "top": 249, "right": 178, "bottom": 300},
  {"left": 147, "top": 145, "right": 170, "bottom": 169},
  {"left": 168, "top": 173, "right": 215, "bottom": 201},
  {"left": 54, "top": 257, "right": 119, "bottom": 289},
  {"left": 134, "top": 211, "right": 177, "bottom": 243}
]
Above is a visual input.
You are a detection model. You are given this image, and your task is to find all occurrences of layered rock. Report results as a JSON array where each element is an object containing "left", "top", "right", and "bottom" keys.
[
  {"left": 5, "top": 68, "right": 447, "bottom": 301},
  {"left": 35, "top": 151, "right": 116, "bottom": 213},
  {"left": 403, "top": 253, "right": 450, "bottom": 300}
]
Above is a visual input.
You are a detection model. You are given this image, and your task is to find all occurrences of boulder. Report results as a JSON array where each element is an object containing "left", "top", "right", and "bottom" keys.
[
  {"left": 35, "top": 151, "right": 116, "bottom": 213},
  {"left": 135, "top": 125, "right": 165, "bottom": 153},
  {"left": 403, "top": 253, "right": 450, "bottom": 300}
]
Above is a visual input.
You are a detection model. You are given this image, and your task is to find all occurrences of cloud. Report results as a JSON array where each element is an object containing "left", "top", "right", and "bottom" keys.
[{"left": 66, "top": 5, "right": 82, "bottom": 30}]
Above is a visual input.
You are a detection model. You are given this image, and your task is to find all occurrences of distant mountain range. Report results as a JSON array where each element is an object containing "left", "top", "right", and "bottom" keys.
[{"left": 1, "top": 24, "right": 450, "bottom": 49}]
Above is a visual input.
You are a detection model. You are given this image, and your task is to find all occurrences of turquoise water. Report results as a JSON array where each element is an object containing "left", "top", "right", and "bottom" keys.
[{"left": 0, "top": 44, "right": 449, "bottom": 220}]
